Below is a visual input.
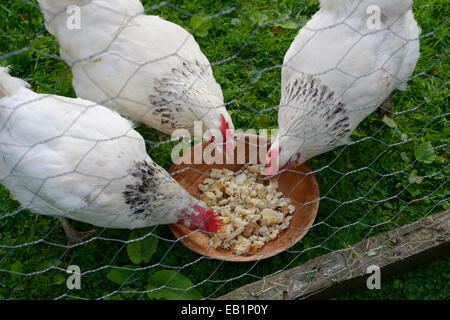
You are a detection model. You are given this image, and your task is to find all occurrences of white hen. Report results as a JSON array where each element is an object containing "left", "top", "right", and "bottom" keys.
[
  {"left": 37, "top": 0, "right": 234, "bottom": 151},
  {"left": 0, "top": 67, "right": 221, "bottom": 244},
  {"left": 266, "top": 0, "right": 420, "bottom": 175}
]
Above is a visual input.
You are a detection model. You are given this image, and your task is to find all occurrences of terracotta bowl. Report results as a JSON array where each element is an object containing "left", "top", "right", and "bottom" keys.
[{"left": 168, "top": 133, "right": 319, "bottom": 262}]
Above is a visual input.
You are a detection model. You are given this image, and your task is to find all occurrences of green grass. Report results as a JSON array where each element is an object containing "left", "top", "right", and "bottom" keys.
[
  {"left": 0, "top": 0, "right": 448, "bottom": 300},
  {"left": 336, "top": 256, "right": 450, "bottom": 300}
]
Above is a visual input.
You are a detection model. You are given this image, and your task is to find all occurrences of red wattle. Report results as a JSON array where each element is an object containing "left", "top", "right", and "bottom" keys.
[{"left": 219, "top": 114, "right": 233, "bottom": 152}]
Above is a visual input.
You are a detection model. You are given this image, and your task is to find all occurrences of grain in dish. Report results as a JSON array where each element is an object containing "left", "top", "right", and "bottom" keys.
[{"left": 198, "top": 165, "right": 296, "bottom": 255}]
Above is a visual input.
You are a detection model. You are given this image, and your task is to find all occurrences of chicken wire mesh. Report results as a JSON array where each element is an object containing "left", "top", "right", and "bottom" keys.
[{"left": 0, "top": 0, "right": 448, "bottom": 300}]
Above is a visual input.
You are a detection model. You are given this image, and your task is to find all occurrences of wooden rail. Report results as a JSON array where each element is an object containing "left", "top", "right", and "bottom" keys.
[{"left": 217, "top": 210, "right": 450, "bottom": 300}]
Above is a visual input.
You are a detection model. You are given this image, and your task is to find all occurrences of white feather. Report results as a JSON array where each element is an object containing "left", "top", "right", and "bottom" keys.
[
  {"left": 0, "top": 69, "right": 200, "bottom": 229},
  {"left": 37, "top": 0, "right": 234, "bottom": 136},
  {"left": 272, "top": 0, "right": 420, "bottom": 165},
  {"left": 0, "top": 67, "right": 30, "bottom": 98}
]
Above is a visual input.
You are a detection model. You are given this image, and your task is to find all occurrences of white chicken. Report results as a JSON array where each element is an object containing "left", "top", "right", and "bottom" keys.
[
  {"left": 37, "top": 0, "right": 234, "bottom": 151},
  {"left": 0, "top": 67, "right": 221, "bottom": 245},
  {"left": 266, "top": 0, "right": 420, "bottom": 175}
]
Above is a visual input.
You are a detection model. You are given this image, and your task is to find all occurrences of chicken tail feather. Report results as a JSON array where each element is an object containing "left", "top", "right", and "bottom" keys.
[{"left": 0, "top": 67, "right": 30, "bottom": 99}]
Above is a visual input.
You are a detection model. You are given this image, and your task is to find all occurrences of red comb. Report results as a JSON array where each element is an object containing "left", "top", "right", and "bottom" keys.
[
  {"left": 264, "top": 147, "right": 280, "bottom": 176},
  {"left": 202, "top": 212, "right": 223, "bottom": 233},
  {"left": 191, "top": 206, "right": 223, "bottom": 233}
]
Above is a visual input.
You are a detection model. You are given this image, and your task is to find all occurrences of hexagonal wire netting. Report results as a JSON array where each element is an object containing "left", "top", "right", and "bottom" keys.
[{"left": 0, "top": 0, "right": 448, "bottom": 299}]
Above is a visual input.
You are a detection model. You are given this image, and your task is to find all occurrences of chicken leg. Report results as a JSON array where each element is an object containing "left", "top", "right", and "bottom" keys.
[
  {"left": 58, "top": 217, "right": 96, "bottom": 260},
  {"left": 157, "top": 132, "right": 169, "bottom": 140},
  {"left": 378, "top": 92, "right": 394, "bottom": 119}
]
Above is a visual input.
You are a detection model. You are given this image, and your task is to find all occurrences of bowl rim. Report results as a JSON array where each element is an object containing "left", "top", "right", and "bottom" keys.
[{"left": 168, "top": 133, "right": 320, "bottom": 262}]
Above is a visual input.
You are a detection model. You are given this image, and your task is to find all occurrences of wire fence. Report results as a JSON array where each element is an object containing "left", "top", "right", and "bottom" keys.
[{"left": 0, "top": 0, "right": 448, "bottom": 300}]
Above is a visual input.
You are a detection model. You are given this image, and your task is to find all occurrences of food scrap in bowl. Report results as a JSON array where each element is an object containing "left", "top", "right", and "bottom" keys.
[{"left": 198, "top": 165, "right": 296, "bottom": 255}]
